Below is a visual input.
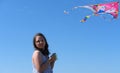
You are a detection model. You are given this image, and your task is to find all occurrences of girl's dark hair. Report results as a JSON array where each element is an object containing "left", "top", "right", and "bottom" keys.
[{"left": 33, "top": 33, "right": 50, "bottom": 56}]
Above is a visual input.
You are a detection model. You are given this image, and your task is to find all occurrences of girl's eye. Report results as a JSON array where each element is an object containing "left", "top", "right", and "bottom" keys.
[{"left": 36, "top": 40, "right": 44, "bottom": 43}]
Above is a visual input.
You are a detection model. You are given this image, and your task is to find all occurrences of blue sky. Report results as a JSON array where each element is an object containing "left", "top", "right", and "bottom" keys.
[{"left": 0, "top": 0, "right": 120, "bottom": 73}]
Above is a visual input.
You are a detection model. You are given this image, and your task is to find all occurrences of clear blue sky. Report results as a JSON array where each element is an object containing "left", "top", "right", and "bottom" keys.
[{"left": 0, "top": 0, "right": 120, "bottom": 73}]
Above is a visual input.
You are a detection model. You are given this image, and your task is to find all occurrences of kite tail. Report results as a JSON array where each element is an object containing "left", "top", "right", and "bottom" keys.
[{"left": 80, "top": 15, "right": 91, "bottom": 22}]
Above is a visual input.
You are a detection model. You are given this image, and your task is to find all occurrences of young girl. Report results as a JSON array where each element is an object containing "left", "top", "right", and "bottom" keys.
[{"left": 32, "top": 33, "right": 57, "bottom": 73}]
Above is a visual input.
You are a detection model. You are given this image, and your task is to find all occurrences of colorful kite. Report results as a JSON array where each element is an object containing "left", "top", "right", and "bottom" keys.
[{"left": 64, "top": 1, "right": 119, "bottom": 22}]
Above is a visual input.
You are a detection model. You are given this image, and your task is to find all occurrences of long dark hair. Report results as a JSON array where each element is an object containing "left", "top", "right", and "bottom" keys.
[{"left": 33, "top": 33, "right": 50, "bottom": 56}]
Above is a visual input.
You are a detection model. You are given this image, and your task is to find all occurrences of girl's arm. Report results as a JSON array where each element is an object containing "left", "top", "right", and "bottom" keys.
[
  {"left": 49, "top": 53, "right": 57, "bottom": 69},
  {"left": 50, "top": 60, "right": 55, "bottom": 69}
]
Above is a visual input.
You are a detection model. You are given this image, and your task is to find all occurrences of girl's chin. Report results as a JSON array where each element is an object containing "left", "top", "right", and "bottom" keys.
[
  {"left": 38, "top": 46, "right": 44, "bottom": 48},
  {"left": 38, "top": 48, "right": 44, "bottom": 50}
]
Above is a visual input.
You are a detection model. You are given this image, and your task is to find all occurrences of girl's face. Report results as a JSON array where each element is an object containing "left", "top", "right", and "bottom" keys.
[{"left": 35, "top": 35, "right": 46, "bottom": 50}]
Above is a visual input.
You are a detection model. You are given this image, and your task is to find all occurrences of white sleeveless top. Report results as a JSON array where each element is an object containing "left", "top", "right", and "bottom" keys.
[{"left": 32, "top": 50, "right": 53, "bottom": 73}]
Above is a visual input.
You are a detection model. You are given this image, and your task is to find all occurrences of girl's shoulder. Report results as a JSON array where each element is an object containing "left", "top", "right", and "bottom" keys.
[
  {"left": 32, "top": 50, "right": 43, "bottom": 59},
  {"left": 33, "top": 50, "right": 42, "bottom": 55}
]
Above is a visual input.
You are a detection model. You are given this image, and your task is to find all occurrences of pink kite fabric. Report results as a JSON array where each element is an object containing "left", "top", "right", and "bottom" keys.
[
  {"left": 92, "top": 2, "right": 119, "bottom": 18},
  {"left": 80, "top": 2, "right": 119, "bottom": 22}
]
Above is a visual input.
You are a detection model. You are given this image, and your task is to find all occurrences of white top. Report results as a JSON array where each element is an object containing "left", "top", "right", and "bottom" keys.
[{"left": 32, "top": 50, "right": 53, "bottom": 73}]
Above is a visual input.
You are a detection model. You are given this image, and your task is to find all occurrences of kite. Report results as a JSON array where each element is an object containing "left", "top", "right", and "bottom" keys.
[{"left": 64, "top": 1, "right": 119, "bottom": 22}]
